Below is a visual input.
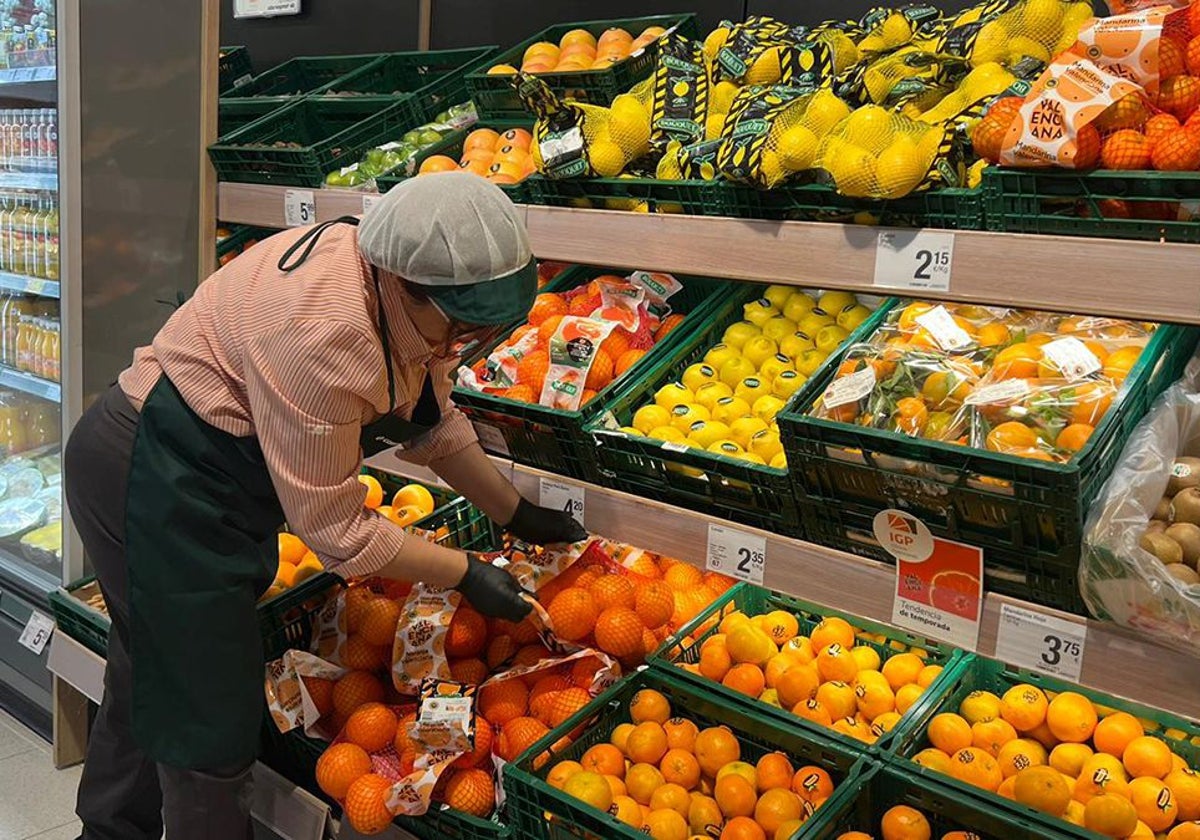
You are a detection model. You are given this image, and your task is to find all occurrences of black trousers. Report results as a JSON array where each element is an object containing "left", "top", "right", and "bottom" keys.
[{"left": 63, "top": 385, "right": 255, "bottom": 840}]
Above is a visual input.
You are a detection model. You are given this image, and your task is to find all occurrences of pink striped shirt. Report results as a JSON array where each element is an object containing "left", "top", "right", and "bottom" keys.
[{"left": 119, "top": 222, "right": 477, "bottom": 579}]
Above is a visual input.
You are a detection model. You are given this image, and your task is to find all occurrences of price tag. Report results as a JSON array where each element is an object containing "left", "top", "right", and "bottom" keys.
[
  {"left": 706, "top": 523, "right": 765, "bottom": 585},
  {"left": 822, "top": 366, "right": 875, "bottom": 409},
  {"left": 540, "top": 478, "right": 585, "bottom": 527},
  {"left": 874, "top": 228, "right": 955, "bottom": 292},
  {"left": 361, "top": 194, "right": 383, "bottom": 215},
  {"left": 995, "top": 602, "right": 1087, "bottom": 681},
  {"left": 473, "top": 423, "right": 511, "bottom": 458},
  {"left": 1042, "top": 337, "right": 1102, "bottom": 381},
  {"left": 18, "top": 610, "right": 54, "bottom": 655},
  {"left": 915, "top": 305, "right": 973, "bottom": 351},
  {"left": 283, "top": 189, "right": 316, "bottom": 227}
]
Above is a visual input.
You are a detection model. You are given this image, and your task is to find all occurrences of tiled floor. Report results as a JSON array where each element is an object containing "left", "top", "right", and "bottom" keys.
[{"left": 0, "top": 710, "right": 81, "bottom": 840}]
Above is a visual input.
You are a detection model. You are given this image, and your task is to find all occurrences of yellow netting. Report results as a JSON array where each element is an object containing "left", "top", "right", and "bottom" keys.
[
  {"left": 916, "top": 62, "right": 1019, "bottom": 125},
  {"left": 818, "top": 106, "right": 953, "bottom": 198},
  {"left": 939, "top": 0, "right": 1094, "bottom": 68}
]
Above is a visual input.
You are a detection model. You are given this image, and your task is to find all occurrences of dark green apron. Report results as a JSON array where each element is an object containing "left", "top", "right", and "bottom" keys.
[{"left": 125, "top": 218, "right": 441, "bottom": 769}]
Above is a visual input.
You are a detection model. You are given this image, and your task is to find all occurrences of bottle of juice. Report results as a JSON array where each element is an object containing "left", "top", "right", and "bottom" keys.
[
  {"left": 0, "top": 195, "right": 12, "bottom": 272},
  {"left": 3, "top": 295, "right": 25, "bottom": 365},
  {"left": 26, "top": 401, "right": 57, "bottom": 448},
  {"left": 45, "top": 320, "right": 58, "bottom": 382},
  {"left": 43, "top": 196, "right": 57, "bottom": 281},
  {"left": 24, "top": 196, "right": 41, "bottom": 279},
  {"left": 15, "top": 314, "right": 32, "bottom": 372},
  {"left": 0, "top": 394, "right": 27, "bottom": 455}
]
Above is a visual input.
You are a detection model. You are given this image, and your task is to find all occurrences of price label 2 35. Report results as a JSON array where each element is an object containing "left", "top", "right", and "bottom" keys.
[{"left": 706, "top": 524, "right": 765, "bottom": 585}]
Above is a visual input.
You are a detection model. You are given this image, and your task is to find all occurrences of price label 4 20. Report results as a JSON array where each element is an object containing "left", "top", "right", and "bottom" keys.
[
  {"left": 706, "top": 524, "right": 765, "bottom": 585},
  {"left": 539, "top": 478, "right": 585, "bottom": 527}
]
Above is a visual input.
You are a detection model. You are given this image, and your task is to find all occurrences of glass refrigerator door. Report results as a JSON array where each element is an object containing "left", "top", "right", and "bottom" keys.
[{"left": 0, "top": 4, "right": 62, "bottom": 618}]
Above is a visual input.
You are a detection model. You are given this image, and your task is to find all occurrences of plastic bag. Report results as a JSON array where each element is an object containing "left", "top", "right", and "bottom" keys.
[
  {"left": 1081, "top": 359, "right": 1200, "bottom": 655},
  {"left": 818, "top": 105, "right": 955, "bottom": 197},
  {"left": 942, "top": 0, "right": 1093, "bottom": 70},
  {"left": 1073, "top": 5, "right": 1193, "bottom": 97}
]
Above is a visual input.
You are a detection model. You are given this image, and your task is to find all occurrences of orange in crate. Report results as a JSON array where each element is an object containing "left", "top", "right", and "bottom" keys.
[
  {"left": 452, "top": 716, "right": 493, "bottom": 769},
  {"left": 439, "top": 768, "right": 496, "bottom": 818},
  {"left": 1101, "top": 130, "right": 1151, "bottom": 170},
  {"left": 634, "top": 582, "right": 676, "bottom": 630},
  {"left": 446, "top": 606, "right": 488, "bottom": 659},
  {"left": 315, "top": 742, "right": 373, "bottom": 800},
  {"left": 343, "top": 774, "right": 396, "bottom": 835},
  {"left": 449, "top": 657, "right": 490, "bottom": 686},
  {"left": 595, "top": 607, "right": 644, "bottom": 658},
  {"left": 590, "top": 574, "right": 636, "bottom": 611},
  {"left": 357, "top": 598, "right": 401, "bottom": 648},
  {"left": 478, "top": 678, "right": 529, "bottom": 728},
  {"left": 498, "top": 715, "right": 550, "bottom": 761},
  {"left": 332, "top": 671, "right": 386, "bottom": 718},
  {"left": 528, "top": 294, "right": 568, "bottom": 327},
  {"left": 1152, "top": 127, "right": 1200, "bottom": 170},
  {"left": 546, "top": 686, "right": 592, "bottom": 727},
  {"left": 547, "top": 588, "right": 600, "bottom": 642},
  {"left": 344, "top": 703, "right": 399, "bottom": 753},
  {"left": 516, "top": 349, "right": 551, "bottom": 391}
]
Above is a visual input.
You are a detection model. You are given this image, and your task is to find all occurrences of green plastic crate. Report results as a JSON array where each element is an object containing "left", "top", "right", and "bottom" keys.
[
  {"left": 465, "top": 14, "right": 700, "bottom": 120},
  {"left": 984, "top": 167, "right": 1200, "bottom": 244},
  {"left": 375, "top": 121, "right": 533, "bottom": 204},
  {"left": 801, "top": 761, "right": 1069, "bottom": 839},
  {"left": 584, "top": 287, "right": 895, "bottom": 535},
  {"left": 217, "top": 97, "right": 288, "bottom": 140},
  {"left": 715, "top": 181, "right": 986, "bottom": 229},
  {"left": 215, "top": 224, "right": 274, "bottom": 263},
  {"left": 891, "top": 653, "right": 1200, "bottom": 839},
  {"left": 208, "top": 97, "right": 420, "bottom": 187},
  {"left": 221, "top": 53, "right": 384, "bottom": 103},
  {"left": 453, "top": 267, "right": 730, "bottom": 482},
  {"left": 311, "top": 47, "right": 498, "bottom": 120},
  {"left": 525, "top": 175, "right": 731, "bottom": 216},
  {"left": 361, "top": 471, "right": 503, "bottom": 553},
  {"left": 777, "top": 318, "right": 1200, "bottom": 614},
  {"left": 48, "top": 577, "right": 109, "bottom": 657},
  {"left": 218, "top": 45, "right": 253, "bottom": 92},
  {"left": 504, "top": 668, "right": 870, "bottom": 840},
  {"left": 651, "top": 582, "right": 966, "bottom": 756}
]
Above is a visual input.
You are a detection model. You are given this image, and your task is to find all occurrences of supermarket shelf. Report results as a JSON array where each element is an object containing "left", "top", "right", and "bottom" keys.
[
  {"left": 366, "top": 451, "right": 1200, "bottom": 719},
  {"left": 0, "top": 65, "right": 54, "bottom": 85},
  {"left": 217, "top": 181, "right": 1200, "bottom": 326},
  {"left": 0, "top": 170, "right": 56, "bottom": 190},
  {"left": 0, "top": 270, "right": 58, "bottom": 297},
  {"left": 0, "top": 364, "right": 58, "bottom": 400}
]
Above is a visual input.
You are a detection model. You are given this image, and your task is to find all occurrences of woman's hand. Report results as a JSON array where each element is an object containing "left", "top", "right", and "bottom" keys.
[
  {"left": 505, "top": 497, "right": 588, "bottom": 546},
  {"left": 455, "top": 555, "right": 532, "bottom": 621}
]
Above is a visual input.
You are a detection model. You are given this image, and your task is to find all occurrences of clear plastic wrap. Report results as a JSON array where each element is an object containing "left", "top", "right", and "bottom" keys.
[{"left": 1081, "top": 360, "right": 1200, "bottom": 655}]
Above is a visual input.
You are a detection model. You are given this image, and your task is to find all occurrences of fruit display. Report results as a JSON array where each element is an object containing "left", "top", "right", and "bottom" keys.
[
  {"left": 899, "top": 660, "right": 1200, "bottom": 840},
  {"left": 665, "top": 584, "right": 955, "bottom": 751},
  {"left": 323, "top": 102, "right": 477, "bottom": 187},
  {"left": 414, "top": 125, "right": 536, "bottom": 185},
  {"left": 1139, "top": 455, "right": 1200, "bottom": 587},
  {"left": 487, "top": 24, "right": 670, "bottom": 76},
  {"left": 506, "top": 673, "right": 862, "bottom": 840},
  {"left": 612, "top": 286, "right": 877, "bottom": 469},
  {"left": 808, "top": 302, "right": 1158, "bottom": 464}
]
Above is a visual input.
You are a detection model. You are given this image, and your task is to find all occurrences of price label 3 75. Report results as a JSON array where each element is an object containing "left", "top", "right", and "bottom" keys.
[
  {"left": 706, "top": 524, "right": 765, "bottom": 585},
  {"left": 995, "top": 603, "right": 1087, "bottom": 682},
  {"left": 874, "top": 228, "right": 955, "bottom": 292}
]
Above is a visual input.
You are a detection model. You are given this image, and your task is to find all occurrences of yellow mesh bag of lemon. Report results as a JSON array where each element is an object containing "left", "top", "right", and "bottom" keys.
[
  {"left": 937, "top": 0, "right": 1094, "bottom": 69},
  {"left": 819, "top": 105, "right": 956, "bottom": 198}
]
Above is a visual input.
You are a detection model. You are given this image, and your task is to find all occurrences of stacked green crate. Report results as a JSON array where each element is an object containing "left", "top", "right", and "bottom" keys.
[{"left": 375, "top": 121, "right": 534, "bottom": 203}]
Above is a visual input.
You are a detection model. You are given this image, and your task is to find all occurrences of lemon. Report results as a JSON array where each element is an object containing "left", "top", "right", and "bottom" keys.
[
  {"left": 749, "top": 429, "right": 784, "bottom": 462},
  {"left": 634, "top": 404, "right": 672, "bottom": 434},
  {"left": 705, "top": 112, "right": 726, "bottom": 141},
  {"left": 758, "top": 148, "right": 784, "bottom": 186},
  {"left": 656, "top": 153, "right": 684, "bottom": 181},
  {"left": 694, "top": 381, "right": 733, "bottom": 412},
  {"left": 737, "top": 452, "right": 767, "bottom": 465},
  {"left": 670, "top": 403, "right": 710, "bottom": 433},
  {"left": 805, "top": 90, "right": 852, "bottom": 136},
  {"left": 682, "top": 363, "right": 719, "bottom": 393},
  {"left": 777, "top": 125, "right": 820, "bottom": 172},
  {"left": 710, "top": 80, "right": 738, "bottom": 115},
  {"left": 712, "top": 397, "right": 753, "bottom": 425},
  {"left": 734, "top": 378, "right": 771, "bottom": 407},
  {"left": 530, "top": 137, "right": 544, "bottom": 171},
  {"left": 761, "top": 316, "right": 798, "bottom": 344},
  {"left": 708, "top": 439, "right": 745, "bottom": 458},
  {"left": 969, "top": 21, "right": 1008, "bottom": 67},
  {"left": 589, "top": 138, "right": 627, "bottom": 177},
  {"left": 824, "top": 143, "right": 877, "bottom": 197},
  {"left": 817, "top": 291, "right": 857, "bottom": 316},
  {"left": 723, "top": 321, "right": 761, "bottom": 350},
  {"left": 1063, "top": 2, "right": 1093, "bottom": 36},
  {"left": 1007, "top": 36, "right": 1051, "bottom": 67},
  {"left": 649, "top": 425, "right": 687, "bottom": 443},
  {"left": 608, "top": 95, "right": 652, "bottom": 159},
  {"left": 770, "top": 451, "right": 788, "bottom": 469},
  {"left": 1021, "top": 0, "right": 1065, "bottom": 36},
  {"left": 762, "top": 285, "right": 793, "bottom": 311},
  {"left": 782, "top": 293, "right": 817, "bottom": 323},
  {"left": 703, "top": 27, "right": 729, "bottom": 62},
  {"left": 821, "top": 31, "right": 860, "bottom": 73},
  {"left": 799, "top": 311, "right": 835, "bottom": 337},
  {"left": 837, "top": 305, "right": 873, "bottom": 332},
  {"left": 654, "top": 382, "right": 694, "bottom": 410},
  {"left": 703, "top": 343, "right": 741, "bottom": 370},
  {"left": 875, "top": 137, "right": 927, "bottom": 199},
  {"left": 815, "top": 325, "right": 851, "bottom": 354},
  {"left": 745, "top": 47, "right": 782, "bottom": 85},
  {"left": 917, "top": 128, "right": 944, "bottom": 169},
  {"left": 743, "top": 299, "right": 780, "bottom": 327},
  {"left": 841, "top": 106, "right": 895, "bottom": 150},
  {"left": 967, "top": 159, "right": 988, "bottom": 189},
  {"left": 794, "top": 349, "right": 830, "bottom": 377},
  {"left": 687, "top": 420, "right": 732, "bottom": 449},
  {"left": 781, "top": 331, "right": 817, "bottom": 359},
  {"left": 772, "top": 371, "right": 807, "bottom": 400},
  {"left": 741, "top": 336, "right": 780, "bottom": 369},
  {"left": 757, "top": 354, "right": 794, "bottom": 383},
  {"left": 752, "top": 395, "right": 787, "bottom": 423},
  {"left": 729, "top": 415, "right": 769, "bottom": 447},
  {"left": 880, "top": 13, "right": 913, "bottom": 48},
  {"left": 719, "top": 356, "right": 757, "bottom": 388}
]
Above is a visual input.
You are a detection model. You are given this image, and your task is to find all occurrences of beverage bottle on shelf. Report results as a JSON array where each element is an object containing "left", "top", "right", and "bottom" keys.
[
  {"left": 26, "top": 195, "right": 44, "bottom": 279},
  {"left": 23, "top": 109, "right": 37, "bottom": 167},
  {"left": 43, "top": 197, "right": 57, "bottom": 281},
  {"left": 0, "top": 393, "right": 28, "bottom": 455},
  {"left": 0, "top": 293, "right": 10, "bottom": 366},
  {"left": 10, "top": 198, "right": 27, "bottom": 275},
  {"left": 15, "top": 313, "right": 33, "bottom": 372},
  {"left": 0, "top": 194, "right": 12, "bottom": 272},
  {"left": 0, "top": 110, "right": 9, "bottom": 167},
  {"left": 45, "top": 319, "right": 58, "bottom": 383},
  {"left": 2, "top": 295, "right": 28, "bottom": 366},
  {"left": 26, "top": 401, "right": 58, "bottom": 448},
  {"left": 45, "top": 110, "right": 56, "bottom": 162},
  {"left": 36, "top": 318, "right": 50, "bottom": 378}
]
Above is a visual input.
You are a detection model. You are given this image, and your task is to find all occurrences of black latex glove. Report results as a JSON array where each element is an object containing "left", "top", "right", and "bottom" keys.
[
  {"left": 456, "top": 554, "right": 532, "bottom": 622},
  {"left": 505, "top": 497, "right": 588, "bottom": 546}
]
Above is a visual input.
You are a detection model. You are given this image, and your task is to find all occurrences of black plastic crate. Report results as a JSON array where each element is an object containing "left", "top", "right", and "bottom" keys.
[
  {"left": 452, "top": 267, "right": 729, "bottom": 482},
  {"left": 208, "top": 97, "right": 420, "bottom": 187},
  {"left": 48, "top": 577, "right": 109, "bottom": 658},
  {"left": 218, "top": 45, "right": 253, "bottom": 93},
  {"left": 375, "top": 121, "right": 533, "bottom": 204},
  {"left": 465, "top": 14, "right": 700, "bottom": 120},
  {"left": 984, "top": 166, "right": 1200, "bottom": 244},
  {"left": 218, "top": 97, "right": 289, "bottom": 140},
  {"left": 311, "top": 47, "right": 497, "bottom": 121},
  {"left": 778, "top": 321, "right": 1200, "bottom": 614},
  {"left": 221, "top": 53, "right": 384, "bottom": 102}
]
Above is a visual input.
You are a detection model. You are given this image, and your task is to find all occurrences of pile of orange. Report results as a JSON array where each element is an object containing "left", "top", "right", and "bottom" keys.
[
  {"left": 834, "top": 803, "right": 1029, "bottom": 840},
  {"left": 466, "top": 275, "right": 686, "bottom": 408},
  {"left": 538, "top": 547, "right": 733, "bottom": 668},
  {"left": 676, "top": 608, "right": 941, "bottom": 748},
  {"left": 549, "top": 687, "right": 838, "bottom": 840},
  {"left": 487, "top": 26, "right": 668, "bottom": 76},
  {"left": 418, "top": 127, "right": 535, "bottom": 185},
  {"left": 911, "top": 682, "right": 1200, "bottom": 839},
  {"left": 814, "top": 301, "right": 1154, "bottom": 463},
  {"left": 261, "top": 531, "right": 325, "bottom": 602},
  {"left": 357, "top": 475, "right": 437, "bottom": 527}
]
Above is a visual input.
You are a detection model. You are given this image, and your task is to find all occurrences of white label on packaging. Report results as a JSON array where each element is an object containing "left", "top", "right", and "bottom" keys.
[
  {"left": 995, "top": 603, "right": 1087, "bottom": 681},
  {"left": 540, "top": 478, "right": 585, "bottom": 527},
  {"left": 283, "top": 190, "right": 315, "bottom": 227},
  {"left": 706, "top": 523, "right": 765, "bottom": 585},
  {"left": 361, "top": 194, "right": 383, "bottom": 214},
  {"left": 661, "top": 441, "right": 690, "bottom": 453},
  {"left": 964, "top": 379, "right": 1031, "bottom": 406},
  {"left": 234, "top": 0, "right": 302, "bottom": 18},
  {"left": 18, "top": 610, "right": 54, "bottom": 655},
  {"left": 1042, "top": 337, "right": 1102, "bottom": 381},
  {"left": 915, "top": 305, "right": 973, "bottom": 352},
  {"left": 540, "top": 126, "right": 585, "bottom": 162},
  {"left": 822, "top": 366, "right": 876, "bottom": 409},
  {"left": 472, "top": 423, "right": 511, "bottom": 458},
  {"left": 419, "top": 695, "right": 472, "bottom": 726},
  {"left": 873, "top": 228, "right": 955, "bottom": 292}
]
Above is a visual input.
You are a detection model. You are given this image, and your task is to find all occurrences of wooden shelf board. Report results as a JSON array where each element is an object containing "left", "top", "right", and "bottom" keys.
[{"left": 365, "top": 450, "right": 1200, "bottom": 718}]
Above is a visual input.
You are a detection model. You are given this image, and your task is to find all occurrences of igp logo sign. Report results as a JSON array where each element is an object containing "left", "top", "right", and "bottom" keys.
[{"left": 872, "top": 509, "right": 934, "bottom": 563}]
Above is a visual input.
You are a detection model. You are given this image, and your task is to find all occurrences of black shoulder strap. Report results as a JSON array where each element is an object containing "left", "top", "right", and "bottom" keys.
[{"left": 277, "top": 216, "right": 361, "bottom": 272}]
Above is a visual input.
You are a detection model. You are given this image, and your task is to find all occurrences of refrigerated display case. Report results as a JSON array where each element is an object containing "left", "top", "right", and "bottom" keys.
[{"left": 0, "top": 0, "right": 63, "bottom": 736}]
